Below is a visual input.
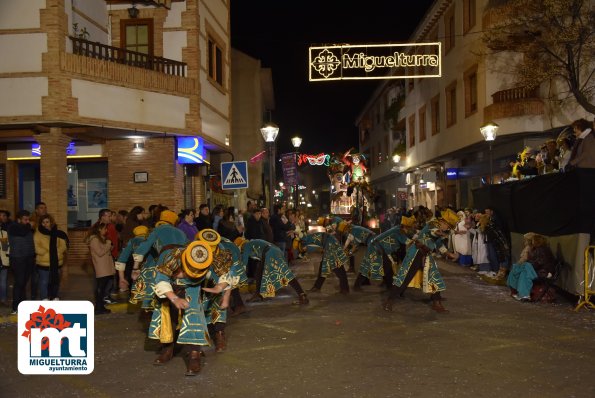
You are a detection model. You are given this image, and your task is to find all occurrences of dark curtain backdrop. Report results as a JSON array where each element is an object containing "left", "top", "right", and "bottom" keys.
[{"left": 472, "top": 169, "right": 595, "bottom": 236}]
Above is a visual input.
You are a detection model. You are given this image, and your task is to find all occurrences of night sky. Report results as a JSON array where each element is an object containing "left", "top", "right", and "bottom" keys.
[{"left": 230, "top": 1, "right": 435, "bottom": 156}]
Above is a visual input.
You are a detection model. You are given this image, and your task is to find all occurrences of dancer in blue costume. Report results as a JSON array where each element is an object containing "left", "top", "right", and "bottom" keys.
[
  {"left": 196, "top": 230, "right": 244, "bottom": 353},
  {"left": 353, "top": 224, "right": 405, "bottom": 291},
  {"left": 336, "top": 220, "right": 376, "bottom": 274},
  {"left": 300, "top": 231, "right": 350, "bottom": 294},
  {"left": 133, "top": 209, "right": 188, "bottom": 269},
  {"left": 149, "top": 240, "right": 217, "bottom": 376},
  {"left": 115, "top": 225, "right": 157, "bottom": 308},
  {"left": 239, "top": 238, "right": 309, "bottom": 305},
  {"left": 382, "top": 208, "right": 459, "bottom": 313}
]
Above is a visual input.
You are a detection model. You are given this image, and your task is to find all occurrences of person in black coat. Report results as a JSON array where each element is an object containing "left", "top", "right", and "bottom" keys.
[{"left": 8, "top": 210, "right": 36, "bottom": 314}]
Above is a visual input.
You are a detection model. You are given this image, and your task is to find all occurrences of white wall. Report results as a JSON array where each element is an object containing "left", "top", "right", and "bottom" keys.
[
  {"left": 0, "top": 0, "right": 45, "bottom": 29},
  {"left": 0, "top": 33, "right": 47, "bottom": 73},
  {"left": 164, "top": 1, "right": 186, "bottom": 28},
  {"left": 71, "top": 79, "right": 189, "bottom": 128},
  {"left": 198, "top": 0, "right": 231, "bottom": 145},
  {"left": 163, "top": 31, "right": 187, "bottom": 62},
  {"left": 0, "top": 77, "right": 48, "bottom": 116}
]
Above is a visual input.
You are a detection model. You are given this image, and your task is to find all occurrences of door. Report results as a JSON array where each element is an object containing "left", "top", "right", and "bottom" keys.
[{"left": 18, "top": 163, "right": 40, "bottom": 212}]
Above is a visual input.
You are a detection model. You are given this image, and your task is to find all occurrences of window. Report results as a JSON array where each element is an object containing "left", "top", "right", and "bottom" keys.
[
  {"left": 419, "top": 106, "right": 427, "bottom": 142},
  {"left": 408, "top": 114, "right": 416, "bottom": 148},
  {"left": 0, "top": 164, "right": 5, "bottom": 199},
  {"left": 121, "top": 19, "right": 153, "bottom": 64},
  {"left": 377, "top": 143, "right": 382, "bottom": 164},
  {"left": 445, "top": 8, "right": 456, "bottom": 54},
  {"left": 464, "top": 65, "right": 478, "bottom": 117},
  {"left": 431, "top": 94, "right": 440, "bottom": 136},
  {"left": 207, "top": 35, "right": 225, "bottom": 87},
  {"left": 445, "top": 81, "right": 457, "bottom": 127},
  {"left": 463, "top": 0, "right": 476, "bottom": 34},
  {"left": 384, "top": 136, "right": 389, "bottom": 161}
]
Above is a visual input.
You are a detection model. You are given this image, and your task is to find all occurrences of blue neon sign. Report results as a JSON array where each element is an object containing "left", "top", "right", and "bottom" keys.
[{"left": 177, "top": 137, "right": 206, "bottom": 164}]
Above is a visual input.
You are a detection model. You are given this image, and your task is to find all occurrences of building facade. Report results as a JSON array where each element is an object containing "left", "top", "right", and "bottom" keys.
[
  {"left": 357, "top": 0, "right": 592, "bottom": 211},
  {"left": 0, "top": 0, "right": 232, "bottom": 268}
]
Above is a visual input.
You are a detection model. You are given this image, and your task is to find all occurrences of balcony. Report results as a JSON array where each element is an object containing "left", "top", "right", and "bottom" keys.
[
  {"left": 61, "top": 36, "right": 195, "bottom": 95},
  {"left": 484, "top": 86, "right": 544, "bottom": 121},
  {"left": 70, "top": 36, "right": 186, "bottom": 76}
]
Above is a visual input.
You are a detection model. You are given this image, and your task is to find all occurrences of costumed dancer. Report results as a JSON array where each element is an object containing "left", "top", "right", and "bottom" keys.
[
  {"left": 149, "top": 240, "right": 217, "bottom": 376},
  {"left": 301, "top": 231, "right": 350, "bottom": 294},
  {"left": 132, "top": 210, "right": 191, "bottom": 367},
  {"left": 239, "top": 238, "right": 309, "bottom": 305},
  {"left": 336, "top": 220, "right": 375, "bottom": 273},
  {"left": 382, "top": 208, "right": 459, "bottom": 313},
  {"left": 196, "top": 229, "right": 243, "bottom": 353},
  {"left": 353, "top": 223, "right": 408, "bottom": 292},
  {"left": 115, "top": 225, "right": 157, "bottom": 308}
]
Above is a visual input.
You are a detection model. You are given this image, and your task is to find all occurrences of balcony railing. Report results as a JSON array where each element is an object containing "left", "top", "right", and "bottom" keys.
[
  {"left": 70, "top": 36, "right": 186, "bottom": 77},
  {"left": 492, "top": 87, "right": 539, "bottom": 103}
]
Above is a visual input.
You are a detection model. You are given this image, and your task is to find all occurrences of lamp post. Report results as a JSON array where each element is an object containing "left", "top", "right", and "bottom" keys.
[
  {"left": 291, "top": 136, "right": 302, "bottom": 209},
  {"left": 261, "top": 122, "right": 279, "bottom": 213},
  {"left": 480, "top": 122, "right": 499, "bottom": 184}
]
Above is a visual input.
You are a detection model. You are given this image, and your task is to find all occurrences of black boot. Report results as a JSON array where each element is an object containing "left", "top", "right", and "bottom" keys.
[
  {"left": 353, "top": 274, "right": 368, "bottom": 292},
  {"left": 334, "top": 267, "right": 349, "bottom": 294},
  {"left": 309, "top": 277, "right": 325, "bottom": 292}
]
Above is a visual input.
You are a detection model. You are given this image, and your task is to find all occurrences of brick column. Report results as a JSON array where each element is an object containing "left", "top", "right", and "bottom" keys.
[{"left": 36, "top": 128, "right": 69, "bottom": 230}]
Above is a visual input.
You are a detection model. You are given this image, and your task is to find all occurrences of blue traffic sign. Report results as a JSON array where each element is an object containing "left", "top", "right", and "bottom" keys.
[{"left": 221, "top": 161, "right": 249, "bottom": 189}]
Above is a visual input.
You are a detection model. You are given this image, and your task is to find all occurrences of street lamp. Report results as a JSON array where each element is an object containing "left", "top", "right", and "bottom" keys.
[
  {"left": 480, "top": 122, "right": 499, "bottom": 184},
  {"left": 291, "top": 136, "right": 302, "bottom": 209},
  {"left": 261, "top": 122, "right": 279, "bottom": 212}
]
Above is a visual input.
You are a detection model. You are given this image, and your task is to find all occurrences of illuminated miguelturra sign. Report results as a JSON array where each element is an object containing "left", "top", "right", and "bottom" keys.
[{"left": 309, "top": 42, "right": 441, "bottom": 81}]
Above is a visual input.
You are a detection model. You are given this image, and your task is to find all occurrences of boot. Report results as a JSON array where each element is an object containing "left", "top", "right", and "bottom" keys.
[
  {"left": 353, "top": 274, "right": 365, "bottom": 292},
  {"left": 292, "top": 293, "right": 309, "bottom": 305},
  {"left": 334, "top": 267, "right": 349, "bottom": 294},
  {"left": 214, "top": 330, "right": 226, "bottom": 353},
  {"left": 309, "top": 277, "right": 325, "bottom": 292},
  {"left": 431, "top": 300, "right": 449, "bottom": 313},
  {"left": 185, "top": 350, "right": 201, "bottom": 376},
  {"left": 153, "top": 343, "right": 174, "bottom": 366},
  {"left": 246, "top": 293, "right": 263, "bottom": 303},
  {"left": 230, "top": 304, "right": 248, "bottom": 316}
]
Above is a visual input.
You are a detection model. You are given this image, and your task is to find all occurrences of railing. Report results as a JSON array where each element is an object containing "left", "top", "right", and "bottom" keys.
[
  {"left": 70, "top": 36, "right": 186, "bottom": 77},
  {"left": 492, "top": 87, "right": 539, "bottom": 103}
]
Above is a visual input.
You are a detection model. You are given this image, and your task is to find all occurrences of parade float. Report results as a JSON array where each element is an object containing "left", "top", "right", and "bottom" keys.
[{"left": 298, "top": 148, "right": 375, "bottom": 226}]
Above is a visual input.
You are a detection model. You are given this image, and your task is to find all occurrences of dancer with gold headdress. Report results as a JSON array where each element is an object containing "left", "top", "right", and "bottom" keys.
[
  {"left": 149, "top": 240, "right": 215, "bottom": 376},
  {"left": 114, "top": 225, "right": 157, "bottom": 308},
  {"left": 353, "top": 213, "right": 417, "bottom": 291},
  {"left": 382, "top": 208, "right": 460, "bottom": 313},
  {"left": 196, "top": 229, "right": 243, "bottom": 353},
  {"left": 299, "top": 231, "right": 350, "bottom": 294},
  {"left": 238, "top": 238, "right": 309, "bottom": 305}
]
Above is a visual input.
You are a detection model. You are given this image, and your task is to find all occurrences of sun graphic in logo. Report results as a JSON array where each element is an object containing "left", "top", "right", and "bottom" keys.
[{"left": 312, "top": 49, "right": 341, "bottom": 78}]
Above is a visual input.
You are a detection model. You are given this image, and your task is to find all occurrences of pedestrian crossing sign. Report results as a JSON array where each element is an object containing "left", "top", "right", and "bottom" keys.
[{"left": 221, "top": 161, "right": 249, "bottom": 189}]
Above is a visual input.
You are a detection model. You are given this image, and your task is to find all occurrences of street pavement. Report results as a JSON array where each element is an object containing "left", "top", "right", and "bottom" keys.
[{"left": 1, "top": 251, "right": 595, "bottom": 398}]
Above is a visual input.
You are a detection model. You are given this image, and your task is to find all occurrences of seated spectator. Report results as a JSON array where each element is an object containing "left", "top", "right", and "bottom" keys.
[{"left": 507, "top": 233, "right": 556, "bottom": 301}]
